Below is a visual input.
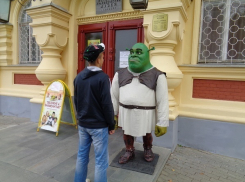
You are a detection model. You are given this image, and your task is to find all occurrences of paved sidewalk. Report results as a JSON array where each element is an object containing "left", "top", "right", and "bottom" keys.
[
  {"left": 0, "top": 115, "right": 170, "bottom": 182},
  {"left": 0, "top": 115, "right": 245, "bottom": 182},
  {"left": 158, "top": 145, "right": 245, "bottom": 182}
]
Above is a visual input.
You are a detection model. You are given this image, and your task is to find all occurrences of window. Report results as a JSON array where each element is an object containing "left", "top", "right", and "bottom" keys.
[
  {"left": 199, "top": 0, "right": 245, "bottom": 64},
  {"left": 19, "top": 0, "right": 42, "bottom": 64}
]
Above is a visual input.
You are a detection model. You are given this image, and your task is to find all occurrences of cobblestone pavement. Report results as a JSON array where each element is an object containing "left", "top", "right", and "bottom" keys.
[{"left": 157, "top": 146, "right": 245, "bottom": 182}]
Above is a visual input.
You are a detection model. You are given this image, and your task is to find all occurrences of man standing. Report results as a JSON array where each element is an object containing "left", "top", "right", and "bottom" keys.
[{"left": 74, "top": 43, "right": 115, "bottom": 182}]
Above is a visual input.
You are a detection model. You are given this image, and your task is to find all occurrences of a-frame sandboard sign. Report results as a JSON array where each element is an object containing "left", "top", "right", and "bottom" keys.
[{"left": 37, "top": 80, "right": 77, "bottom": 136}]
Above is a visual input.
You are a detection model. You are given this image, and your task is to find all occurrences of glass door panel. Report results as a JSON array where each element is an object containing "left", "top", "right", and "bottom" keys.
[
  {"left": 115, "top": 29, "right": 137, "bottom": 73},
  {"left": 85, "top": 32, "right": 102, "bottom": 46},
  {"left": 85, "top": 32, "right": 103, "bottom": 67}
]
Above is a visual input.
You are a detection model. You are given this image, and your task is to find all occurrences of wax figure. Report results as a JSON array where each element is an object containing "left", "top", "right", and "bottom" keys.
[
  {"left": 74, "top": 43, "right": 115, "bottom": 182},
  {"left": 111, "top": 43, "right": 169, "bottom": 163}
]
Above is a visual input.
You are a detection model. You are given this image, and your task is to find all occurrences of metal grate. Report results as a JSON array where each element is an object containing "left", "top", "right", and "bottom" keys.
[
  {"left": 199, "top": 0, "right": 245, "bottom": 64},
  {"left": 18, "top": 0, "right": 42, "bottom": 64}
]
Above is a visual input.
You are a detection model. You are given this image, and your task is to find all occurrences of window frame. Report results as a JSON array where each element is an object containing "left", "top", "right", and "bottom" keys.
[
  {"left": 18, "top": 0, "right": 42, "bottom": 64},
  {"left": 198, "top": 0, "right": 245, "bottom": 64}
]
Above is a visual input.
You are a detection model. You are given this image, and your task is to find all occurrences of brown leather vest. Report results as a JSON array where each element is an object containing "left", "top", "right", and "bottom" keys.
[{"left": 117, "top": 67, "right": 166, "bottom": 91}]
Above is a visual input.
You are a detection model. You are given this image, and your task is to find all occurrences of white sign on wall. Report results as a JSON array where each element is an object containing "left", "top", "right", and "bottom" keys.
[{"left": 119, "top": 51, "right": 130, "bottom": 68}]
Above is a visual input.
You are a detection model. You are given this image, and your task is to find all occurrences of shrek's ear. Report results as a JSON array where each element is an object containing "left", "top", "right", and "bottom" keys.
[{"left": 148, "top": 47, "right": 155, "bottom": 51}]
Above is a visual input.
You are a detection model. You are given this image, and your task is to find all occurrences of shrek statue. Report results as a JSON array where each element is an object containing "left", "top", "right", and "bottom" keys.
[{"left": 111, "top": 43, "right": 169, "bottom": 164}]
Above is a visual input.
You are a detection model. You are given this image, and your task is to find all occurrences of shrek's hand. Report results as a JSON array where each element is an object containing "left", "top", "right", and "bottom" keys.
[
  {"left": 114, "top": 115, "right": 118, "bottom": 130},
  {"left": 155, "top": 125, "right": 167, "bottom": 137}
]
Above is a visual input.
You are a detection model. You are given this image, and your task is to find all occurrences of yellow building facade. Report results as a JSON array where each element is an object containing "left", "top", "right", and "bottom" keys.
[{"left": 0, "top": 0, "right": 245, "bottom": 159}]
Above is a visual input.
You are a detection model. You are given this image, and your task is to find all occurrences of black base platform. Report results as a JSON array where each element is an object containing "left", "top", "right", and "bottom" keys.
[{"left": 110, "top": 148, "right": 159, "bottom": 175}]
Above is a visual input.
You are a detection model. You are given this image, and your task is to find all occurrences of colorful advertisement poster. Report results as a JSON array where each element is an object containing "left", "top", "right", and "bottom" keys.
[
  {"left": 39, "top": 81, "right": 64, "bottom": 132},
  {"left": 37, "top": 80, "right": 77, "bottom": 136},
  {"left": 88, "top": 39, "right": 100, "bottom": 46}
]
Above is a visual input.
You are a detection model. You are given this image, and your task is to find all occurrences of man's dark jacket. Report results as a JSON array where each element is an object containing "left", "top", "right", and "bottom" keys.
[{"left": 74, "top": 68, "right": 115, "bottom": 131}]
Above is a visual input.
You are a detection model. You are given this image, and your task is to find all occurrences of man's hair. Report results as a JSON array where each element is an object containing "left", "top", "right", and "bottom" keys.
[
  {"left": 98, "top": 52, "right": 103, "bottom": 59},
  {"left": 88, "top": 52, "right": 103, "bottom": 66},
  {"left": 83, "top": 43, "right": 105, "bottom": 63}
]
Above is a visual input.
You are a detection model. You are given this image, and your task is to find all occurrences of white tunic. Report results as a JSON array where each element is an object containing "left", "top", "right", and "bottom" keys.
[{"left": 111, "top": 68, "right": 169, "bottom": 137}]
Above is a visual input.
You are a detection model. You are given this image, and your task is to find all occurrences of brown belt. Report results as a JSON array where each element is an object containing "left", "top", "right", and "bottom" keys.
[{"left": 119, "top": 102, "right": 156, "bottom": 110}]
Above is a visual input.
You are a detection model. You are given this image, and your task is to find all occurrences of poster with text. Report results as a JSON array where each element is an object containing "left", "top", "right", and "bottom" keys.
[
  {"left": 119, "top": 51, "right": 129, "bottom": 68},
  {"left": 39, "top": 81, "right": 64, "bottom": 132}
]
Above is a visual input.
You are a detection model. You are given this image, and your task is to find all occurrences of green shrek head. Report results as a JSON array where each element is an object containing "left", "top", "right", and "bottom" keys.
[{"left": 128, "top": 43, "right": 153, "bottom": 73}]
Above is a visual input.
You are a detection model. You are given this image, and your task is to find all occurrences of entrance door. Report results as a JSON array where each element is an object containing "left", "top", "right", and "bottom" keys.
[
  {"left": 78, "top": 19, "right": 143, "bottom": 79},
  {"left": 78, "top": 23, "right": 108, "bottom": 73}
]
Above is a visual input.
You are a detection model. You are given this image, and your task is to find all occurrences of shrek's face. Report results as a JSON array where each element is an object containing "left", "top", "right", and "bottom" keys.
[{"left": 128, "top": 43, "right": 151, "bottom": 73}]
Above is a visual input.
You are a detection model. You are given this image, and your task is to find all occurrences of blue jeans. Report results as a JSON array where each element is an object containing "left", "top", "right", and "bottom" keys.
[{"left": 74, "top": 126, "right": 109, "bottom": 182}]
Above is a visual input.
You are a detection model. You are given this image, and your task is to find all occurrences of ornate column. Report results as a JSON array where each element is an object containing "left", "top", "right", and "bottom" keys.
[
  {"left": 0, "top": 24, "right": 13, "bottom": 66},
  {"left": 143, "top": 2, "right": 188, "bottom": 120},
  {"left": 26, "top": 4, "right": 71, "bottom": 104}
]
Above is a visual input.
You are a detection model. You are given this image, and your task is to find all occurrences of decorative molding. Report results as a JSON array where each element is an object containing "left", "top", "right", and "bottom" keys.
[
  {"left": 0, "top": 24, "right": 13, "bottom": 31},
  {"left": 30, "top": 22, "right": 69, "bottom": 31},
  {"left": 0, "top": 24, "right": 13, "bottom": 66},
  {"left": 191, "top": 0, "right": 202, "bottom": 65},
  {"left": 78, "top": 0, "right": 92, "bottom": 16},
  {"left": 181, "top": 0, "right": 192, "bottom": 11},
  {"left": 179, "top": 104, "right": 245, "bottom": 124},
  {"left": 0, "top": 41, "right": 12, "bottom": 47},
  {"left": 27, "top": 5, "right": 71, "bottom": 23},
  {"left": 32, "top": 33, "right": 68, "bottom": 48},
  {"left": 77, "top": 11, "right": 143, "bottom": 25},
  {"left": 144, "top": 21, "right": 182, "bottom": 41},
  {"left": 173, "top": 21, "right": 183, "bottom": 42},
  {"left": 179, "top": 65, "right": 245, "bottom": 76},
  {"left": 143, "top": 3, "right": 188, "bottom": 22},
  {"left": 26, "top": 2, "right": 71, "bottom": 16},
  {"left": 0, "top": 88, "right": 42, "bottom": 99},
  {"left": 27, "top": 4, "right": 71, "bottom": 50},
  {"left": 34, "top": 69, "right": 67, "bottom": 75},
  {"left": 0, "top": 65, "right": 37, "bottom": 71}
]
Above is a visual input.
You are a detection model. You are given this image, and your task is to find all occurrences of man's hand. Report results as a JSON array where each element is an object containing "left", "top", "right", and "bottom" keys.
[
  {"left": 155, "top": 125, "right": 167, "bottom": 137},
  {"left": 114, "top": 115, "right": 118, "bottom": 130},
  {"left": 109, "top": 130, "right": 115, "bottom": 135}
]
